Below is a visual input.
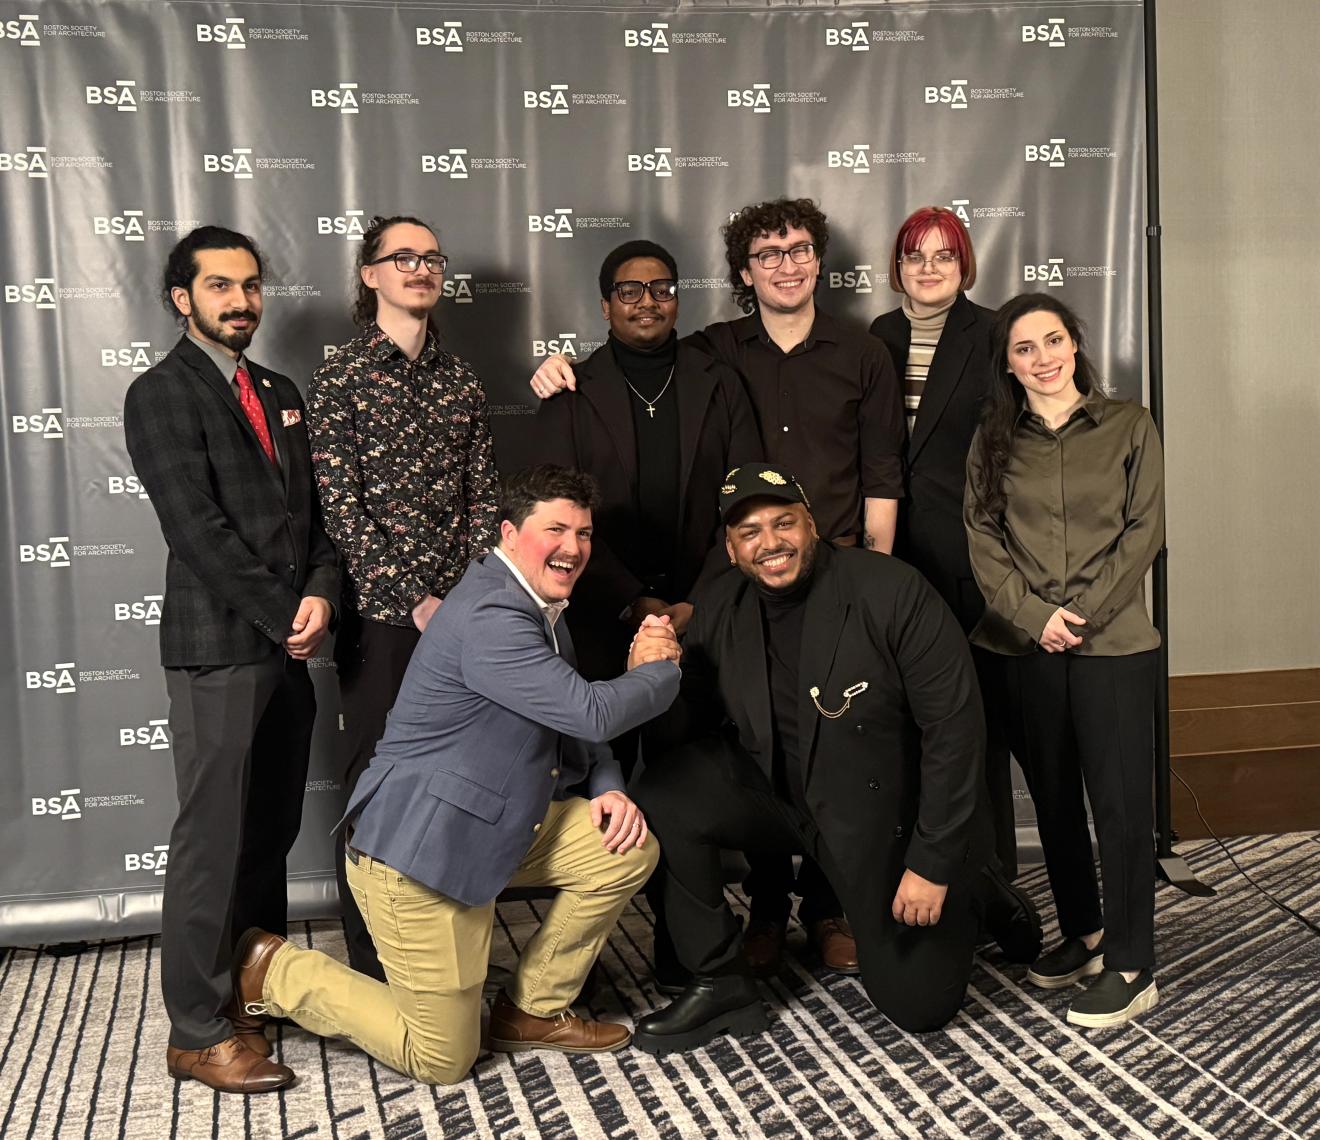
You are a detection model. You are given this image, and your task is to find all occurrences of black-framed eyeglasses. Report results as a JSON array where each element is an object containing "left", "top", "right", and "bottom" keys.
[
  {"left": 899, "top": 250, "right": 959, "bottom": 273},
  {"left": 749, "top": 243, "right": 816, "bottom": 270},
  {"left": 611, "top": 278, "right": 678, "bottom": 304},
  {"left": 368, "top": 251, "right": 448, "bottom": 275}
]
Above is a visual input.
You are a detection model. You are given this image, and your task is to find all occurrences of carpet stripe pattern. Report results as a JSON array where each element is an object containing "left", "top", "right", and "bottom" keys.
[{"left": 2, "top": 832, "right": 1317, "bottom": 1138}]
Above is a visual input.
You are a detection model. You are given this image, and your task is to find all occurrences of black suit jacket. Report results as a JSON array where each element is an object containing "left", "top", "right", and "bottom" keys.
[
  {"left": 668, "top": 542, "right": 989, "bottom": 897},
  {"left": 124, "top": 336, "right": 339, "bottom": 667},
  {"left": 870, "top": 292, "right": 995, "bottom": 630},
  {"left": 532, "top": 341, "right": 763, "bottom": 678}
]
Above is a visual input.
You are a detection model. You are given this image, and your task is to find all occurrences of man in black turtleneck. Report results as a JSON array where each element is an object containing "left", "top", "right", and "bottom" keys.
[
  {"left": 532, "top": 240, "right": 763, "bottom": 775},
  {"left": 631, "top": 462, "right": 1031, "bottom": 1054}
]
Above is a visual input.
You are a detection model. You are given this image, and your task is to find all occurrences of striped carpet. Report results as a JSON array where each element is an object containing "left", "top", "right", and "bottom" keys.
[{"left": 2, "top": 832, "right": 1317, "bottom": 1139}]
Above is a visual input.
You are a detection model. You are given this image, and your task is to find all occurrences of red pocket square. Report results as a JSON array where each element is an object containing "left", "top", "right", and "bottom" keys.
[{"left": 281, "top": 408, "right": 302, "bottom": 428}]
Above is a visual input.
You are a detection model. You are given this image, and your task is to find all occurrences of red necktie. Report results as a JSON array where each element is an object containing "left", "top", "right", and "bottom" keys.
[{"left": 234, "top": 366, "right": 276, "bottom": 464}]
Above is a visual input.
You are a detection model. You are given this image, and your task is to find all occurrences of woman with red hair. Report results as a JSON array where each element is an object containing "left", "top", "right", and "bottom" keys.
[{"left": 870, "top": 207, "right": 1028, "bottom": 921}]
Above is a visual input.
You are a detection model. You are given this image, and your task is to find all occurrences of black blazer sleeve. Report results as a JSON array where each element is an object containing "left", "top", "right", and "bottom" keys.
[{"left": 124, "top": 370, "right": 303, "bottom": 643}]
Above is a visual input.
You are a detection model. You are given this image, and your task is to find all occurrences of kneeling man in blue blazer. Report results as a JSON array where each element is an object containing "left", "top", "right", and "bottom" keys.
[{"left": 230, "top": 465, "right": 682, "bottom": 1086}]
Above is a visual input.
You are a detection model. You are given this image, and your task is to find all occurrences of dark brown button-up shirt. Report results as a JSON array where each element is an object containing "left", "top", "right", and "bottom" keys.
[
  {"left": 685, "top": 309, "right": 904, "bottom": 541},
  {"left": 964, "top": 393, "right": 1164, "bottom": 656},
  {"left": 308, "top": 325, "right": 500, "bottom": 626}
]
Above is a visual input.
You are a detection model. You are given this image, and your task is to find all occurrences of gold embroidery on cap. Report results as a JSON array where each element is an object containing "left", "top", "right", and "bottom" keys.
[
  {"left": 759, "top": 470, "right": 787, "bottom": 486},
  {"left": 721, "top": 483, "right": 737, "bottom": 495}
]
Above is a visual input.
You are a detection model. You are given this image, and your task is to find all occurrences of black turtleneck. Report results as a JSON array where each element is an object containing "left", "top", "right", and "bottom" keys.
[
  {"left": 610, "top": 332, "right": 681, "bottom": 599},
  {"left": 759, "top": 568, "right": 813, "bottom": 808}
]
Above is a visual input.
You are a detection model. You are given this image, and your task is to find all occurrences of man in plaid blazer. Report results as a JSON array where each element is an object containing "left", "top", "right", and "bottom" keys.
[{"left": 124, "top": 226, "right": 338, "bottom": 1095}]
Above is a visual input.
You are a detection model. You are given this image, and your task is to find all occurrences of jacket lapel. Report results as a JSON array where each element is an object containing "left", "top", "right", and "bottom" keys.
[
  {"left": 909, "top": 292, "right": 974, "bottom": 463},
  {"left": 578, "top": 351, "right": 638, "bottom": 498},
  {"left": 798, "top": 545, "right": 851, "bottom": 786},
  {"left": 731, "top": 584, "right": 773, "bottom": 769},
  {"left": 674, "top": 345, "right": 716, "bottom": 510}
]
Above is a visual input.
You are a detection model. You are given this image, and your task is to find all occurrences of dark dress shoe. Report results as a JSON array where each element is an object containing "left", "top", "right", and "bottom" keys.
[
  {"left": 633, "top": 974, "right": 767, "bottom": 1055},
  {"left": 233, "top": 928, "right": 288, "bottom": 1019},
  {"left": 811, "top": 917, "right": 860, "bottom": 975},
  {"left": 741, "top": 919, "right": 786, "bottom": 977},
  {"left": 485, "top": 991, "right": 631, "bottom": 1054},
  {"left": 979, "top": 869, "right": 1043, "bottom": 964},
  {"left": 166, "top": 1036, "right": 295, "bottom": 1093}
]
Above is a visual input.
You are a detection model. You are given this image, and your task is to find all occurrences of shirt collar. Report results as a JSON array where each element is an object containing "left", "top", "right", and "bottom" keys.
[
  {"left": 1015, "top": 388, "right": 1106, "bottom": 430},
  {"left": 748, "top": 306, "right": 837, "bottom": 352},
  {"left": 368, "top": 322, "right": 440, "bottom": 368},
  {"left": 492, "top": 547, "right": 569, "bottom": 627},
  {"left": 187, "top": 332, "right": 245, "bottom": 384}
]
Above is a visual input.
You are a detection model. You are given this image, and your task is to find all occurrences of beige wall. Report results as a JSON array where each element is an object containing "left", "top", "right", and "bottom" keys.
[{"left": 1159, "top": 1, "right": 1320, "bottom": 674}]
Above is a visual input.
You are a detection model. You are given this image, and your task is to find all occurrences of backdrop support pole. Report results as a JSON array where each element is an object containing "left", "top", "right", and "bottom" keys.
[{"left": 1145, "top": 0, "right": 1214, "bottom": 897}]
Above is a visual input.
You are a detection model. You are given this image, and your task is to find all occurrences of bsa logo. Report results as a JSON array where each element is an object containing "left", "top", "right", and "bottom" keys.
[
  {"left": 203, "top": 148, "right": 254, "bottom": 179},
  {"left": 1023, "top": 19, "right": 1066, "bottom": 46},
  {"left": 627, "top": 148, "right": 673, "bottom": 178},
  {"left": 827, "top": 144, "right": 871, "bottom": 175},
  {"left": 11, "top": 407, "right": 64, "bottom": 439},
  {"left": 107, "top": 475, "right": 150, "bottom": 499},
  {"left": 1026, "top": 138, "right": 1067, "bottom": 168},
  {"left": 114, "top": 594, "right": 164, "bottom": 626},
  {"left": 125, "top": 845, "right": 169, "bottom": 875},
  {"left": 727, "top": 84, "right": 771, "bottom": 114},
  {"left": 19, "top": 536, "right": 71, "bottom": 568},
  {"left": 523, "top": 84, "right": 569, "bottom": 115},
  {"left": 528, "top": 209, "right": 575, "bottom": 238},
  {"left": 119, "top": 718, "right": 170, "bottom": 750},
  {"left": 316, "top": 209, "right": 366, "bottom": 240},
  {"left": 421, "top": 148, "right": 469, "bottom": 178},
  {"left": 0, "top": 14, "right": 41, "bottom": 46},
  {"left": 196, "top": 17, "right": 246, "bottom": 48},
  {"left": 101, "top": 341, "right": 154, "bottom": 372},
  {"left": 440, "top": 274, "right": 473, "bottom": 304},
  {"left": 85, "top": 80, "right": 137, "bottom": 111},
  {"left": 310, "top": 83, "right": 359, "bottom": 114},
  {"left": 1024, "top": 258, "right": 1066, "bottom": 287},
  {"left": 951, "top": 198, "right": 972, "bottom": 225},
  {"left": 32, "top": 789, "right": 82, "bottom": 820},
  {"left": 92, "top": 210, "right": 146, "bottom": 242},
  {"left": 624, "top": 23, "right": 669, "bottom": 53},
  {"left": 925, "top": 80, "right": 968, "bottom": 109},
  {"left": 825, "top": 22, "right": 870, "bottom": 51},
  {"left": 0, "top": 145, "right": 48, "bottom": 177},
  {"left": 828, "top": 265, "right": 875, "bottom": 294},
  {"left": 3, "top": 277, "right": 57, "bottom": 309},
  {"left": 415, "top": 21, "right": 462, "bottom": 50},
  {"left": 24, "top": 662, "right": 77, "bottom": 693},
  {"left": 533, "top": 332, "right": 579, "bottom": 358}
]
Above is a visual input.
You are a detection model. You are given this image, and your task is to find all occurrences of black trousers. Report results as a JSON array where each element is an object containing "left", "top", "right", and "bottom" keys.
[
  {"left": 333, "top": 611, "right": 422, "bottom": 979},
  {"left": 635, "top": 740, "right": 979, "bottom": 1033},
  {"left": 162, "top": 654, "right": 314, "bottom": 1049},
  {"left": 974, "top": 645, "right": 1020, "bottom": 879},
  {"left": 1000, "top": 649, "right": 1158, "bottom": 971}
]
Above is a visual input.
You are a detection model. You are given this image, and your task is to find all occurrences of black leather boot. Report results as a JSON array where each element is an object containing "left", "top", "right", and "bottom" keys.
[
  {"left": 978, "top": 867, "right": 1043, "bottom": 964},
  {"left": 633, "top": 974, "right": 766, "bottom": 1055}
]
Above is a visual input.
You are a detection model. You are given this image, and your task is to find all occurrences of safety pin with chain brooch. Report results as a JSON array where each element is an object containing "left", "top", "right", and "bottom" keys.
[{"left": 809, "top": 681, "right": 869, "bottom": 720}]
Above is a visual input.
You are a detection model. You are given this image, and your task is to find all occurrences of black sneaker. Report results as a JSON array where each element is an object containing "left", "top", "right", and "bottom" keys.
[
  {"left": 1026, "top": 937, "right": 1105, "bottom": 989},
  {"left": 1066, "top": 968, "right": 1158, "bottom": 1028}
]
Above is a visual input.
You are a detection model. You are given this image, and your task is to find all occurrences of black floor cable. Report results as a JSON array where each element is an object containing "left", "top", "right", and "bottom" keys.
[{"left": 1172, "top": 766, "right": 1320, "bottom": 937}]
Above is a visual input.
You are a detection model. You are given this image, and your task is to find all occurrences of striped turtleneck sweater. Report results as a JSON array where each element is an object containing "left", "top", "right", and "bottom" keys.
[{"left": 900, "top": 294, "right": 956, "bottom": 434}]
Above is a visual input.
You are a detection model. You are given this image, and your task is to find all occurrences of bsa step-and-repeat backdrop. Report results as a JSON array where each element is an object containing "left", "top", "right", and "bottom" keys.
[{"left": 1, "top": 0, "right": 1143, "bottom": 944}]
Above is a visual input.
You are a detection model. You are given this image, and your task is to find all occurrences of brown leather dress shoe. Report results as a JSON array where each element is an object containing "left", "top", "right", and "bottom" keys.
[
  {"left": 812, "top": 917, "right": 860, "bottom": 975},
  {"left": 486, "top": 991, "right": 631, "bottom": 1054},
  {"left": 233, "top": 928, "right": 288, "bottom": 1019},
  {"left": 227, "top": 1011, "right": 273, "bottom": 1058},
  {"left": 741, "top": 919, "right": 786, "bottom": 977},
  {"left": 166, "top": 1036, "right": 295, "bottom": 1093}
]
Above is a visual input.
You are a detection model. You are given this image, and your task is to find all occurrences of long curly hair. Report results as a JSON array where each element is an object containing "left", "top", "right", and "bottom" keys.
[
  {"left": 971, "top": 293, "right": 1100, "bottom": 517},
  {"left": 721, "top": 198, "right": 829, "bottom": 314}
]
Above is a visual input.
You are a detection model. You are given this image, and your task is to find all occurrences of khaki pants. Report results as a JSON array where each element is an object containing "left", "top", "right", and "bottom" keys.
[{"left": 262, "top": 796, "right": 658, "bottom": 1084}]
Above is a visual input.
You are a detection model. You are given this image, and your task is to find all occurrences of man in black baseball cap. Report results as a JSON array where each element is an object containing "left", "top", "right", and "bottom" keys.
[{"left": 631, "top": 462, "right": 1038, "bottom": 1053}]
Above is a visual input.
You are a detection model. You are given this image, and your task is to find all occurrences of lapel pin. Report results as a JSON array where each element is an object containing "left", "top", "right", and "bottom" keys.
[
  {"left": 261, "top": 378, "right": 272, "bottom": 388},
  {"left": 810, "top": 681, "right": 869, "bottom": 720}
]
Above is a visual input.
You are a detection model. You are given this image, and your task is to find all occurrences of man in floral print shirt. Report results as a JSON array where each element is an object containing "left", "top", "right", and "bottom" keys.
[{"left": 308, "top": 213, "right": 500, "bottom": 979}]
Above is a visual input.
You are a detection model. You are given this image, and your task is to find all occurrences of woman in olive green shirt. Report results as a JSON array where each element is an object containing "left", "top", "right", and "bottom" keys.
[{"left": 964, "top": 292, "right": 1165, "bottom": 1030}]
